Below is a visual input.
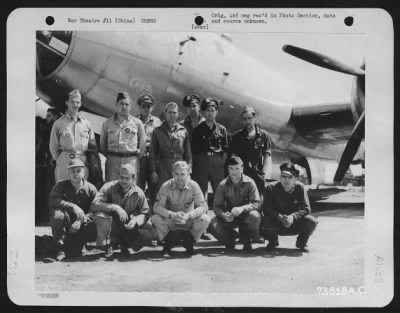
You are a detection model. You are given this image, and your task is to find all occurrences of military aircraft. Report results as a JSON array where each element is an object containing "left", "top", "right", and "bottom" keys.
[{"left": 36, "top": 30, "right": 365, "bottom": 184}]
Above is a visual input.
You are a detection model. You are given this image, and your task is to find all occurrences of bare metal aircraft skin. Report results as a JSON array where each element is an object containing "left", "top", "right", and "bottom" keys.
[{"left": 36, "top": 31, "right": 365, "bottom": 184}]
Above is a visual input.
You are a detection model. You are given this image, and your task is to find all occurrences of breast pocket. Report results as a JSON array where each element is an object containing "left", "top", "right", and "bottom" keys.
[
  {"left": 60, "top": 130, "right": 74, "bottom": 149},
  {"left": 121, "top": 127, "right": 138, "bottom": 144}
]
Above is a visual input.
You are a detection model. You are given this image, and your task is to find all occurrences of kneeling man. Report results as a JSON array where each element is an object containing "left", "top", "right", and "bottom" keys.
[
  {"left": 91, "top": 164, "right": 157, "bottom": 259},
  {"left": 208, "top": 156, "right": 262, "bottom": 251},
  {"left": 151, "top": 161, "right": 210, "bottom": 255},
  {"left": 48, "top": 159, "right": 98, "bottom": 261},
  {"left": 262, "top": 162, "right": 318, "bottom": 252}
]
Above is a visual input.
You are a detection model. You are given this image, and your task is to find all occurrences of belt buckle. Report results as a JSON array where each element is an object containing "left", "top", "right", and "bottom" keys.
[{"left": 69, "top": 153, "right": 76, "bottom": 159}]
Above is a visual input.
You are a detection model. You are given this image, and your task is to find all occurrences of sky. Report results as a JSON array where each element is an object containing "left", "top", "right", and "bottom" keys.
[{"left": 229, "top": 32, "right": 365, "bottom": 104}]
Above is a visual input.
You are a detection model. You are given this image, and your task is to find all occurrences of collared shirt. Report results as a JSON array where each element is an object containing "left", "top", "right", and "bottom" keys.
[
  {"left": 48, "top": 179, "right": 98, "bottom": 214},
  {"left": 213, "top": 174, "right": 261, "bottom": 217},
  {"left": 91, "top": 181, "right": 150, "bottom": 225},
  {"left": 191, "top": 120, "right": 229, "bottom": 154},
  {"left": 149, "top": 122, "right": 192, "bottom": 172},
  {"left": 153, "top": 179, "right": 207, "bottom": 220},
  {"left": 180, "top": 115, "right": 205, "bottom": 140},
  {"left": 137, "top": 114, "right": 162, "bottom": 153},
  {"left": 263, "top": 181, "right": 311, "bottom": 221},
  {"left": 100, "top": 113, "right": 146, "bottom": 157},
  {"left": 49, "top": 113, "right": 97, "bottom": 160},
  {"left": 231, "top": 125, "right": 272, "bottom": 174}
]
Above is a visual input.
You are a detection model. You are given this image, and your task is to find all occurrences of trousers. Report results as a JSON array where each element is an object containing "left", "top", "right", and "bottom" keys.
[
  {"left": 49, "top": 209, "right": 97, "bottom": 255},
  {"left": 151, "top": 213, "right": 211, "bottom": 242},
  {"left": 192, "top": 153, "right": 225, "bottom": 196},
  {"left": 261, "top": 214, "right": 318, "bottom": 246},
  {"left": 93, "top": 212, "right": 157, "bottom": 251},
  {"left": 208, "top": 210, "right": 261, "bottom": 244}
]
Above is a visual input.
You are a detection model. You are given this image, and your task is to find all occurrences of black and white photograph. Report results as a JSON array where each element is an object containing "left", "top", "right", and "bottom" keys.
[{"left": 7, "top": 8, "right": 394, "bottom": 307}]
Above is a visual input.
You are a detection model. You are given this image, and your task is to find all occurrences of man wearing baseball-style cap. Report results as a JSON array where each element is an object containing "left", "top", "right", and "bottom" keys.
[
  {"left": 261, "top": 162, "right": 318, "bottom": 253},
  {"left": 49, "top": 89, "right": 98, "bottom": 182},
  {"left": 48, "top": 158, "right": 98, "bottom": 261},
  {"left": 91, "top": 164, "right": 157, "bottom": 259},
  {"left": 136, "top": 93, "right": 162, "bottom": 204}
]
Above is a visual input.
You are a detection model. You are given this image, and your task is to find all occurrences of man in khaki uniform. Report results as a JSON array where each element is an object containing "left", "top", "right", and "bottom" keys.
[
  {"left": 49, "top": 89, "right": 97, "bottom": 182},
  {"left": 152, "top": 161, "right": 210, "bottom": 256},
  {"left": 100, "top": 91, "right": 146, "bottom": 182}
]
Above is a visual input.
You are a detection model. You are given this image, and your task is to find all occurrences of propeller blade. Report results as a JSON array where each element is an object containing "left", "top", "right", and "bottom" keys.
[
  {"left": 283, "top": 44, "right": 365, "bottom": 76},
  {"left": 334, "top": 112, "right": 365, "bottom": 182}
]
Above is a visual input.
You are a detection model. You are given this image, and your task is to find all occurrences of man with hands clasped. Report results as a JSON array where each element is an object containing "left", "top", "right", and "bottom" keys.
[
  {"left": 151, "top": 161, "right": 210, "bottom": 256},
  {"left": 208, "top": 156, "right": 262, "bottom": 252},
  {"left": 261, "top": 162, "right": 318, "bottom": 253},
  {"left": 90, "top": 164, "right": 157, "bottom": 259}
]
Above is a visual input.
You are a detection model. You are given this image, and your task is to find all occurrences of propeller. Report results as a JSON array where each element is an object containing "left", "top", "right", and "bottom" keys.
[
  {"left": 282, "top": 44, "right": 365, "bottom": 77},
  {"left": 334, "top": 112, "right": 364, "bottom": 182},
  {"left": 283, "top": 44, "right": 365, "bottom": 182}
]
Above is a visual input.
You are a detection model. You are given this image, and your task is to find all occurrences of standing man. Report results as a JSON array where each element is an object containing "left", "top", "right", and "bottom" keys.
[
  {"left": 136, "top": 93, "right": 162, "bottom": 204},
  {"left": 149, "top": 102, "right": 192, "bottom": 201},
  {"left": 49, "top": 89, "right": 97, "bottom": 182},
  {"left": 180, "top": 94, "right": 204, "bottom": 140},
  {"left": 230, "top": 106, "right": 272, "bottom": 195},
  {"left": 152, "top": 161, "right": 210, "bottom": 255},
  {"left": 208, "top": 156, "right": 262, "bottom": 251},
  {"left": 191, "top": 97, "right": 229, "bottom": 197},
  {"left": 90, "top": 164, "right": 157, "bottom": 259},
  {"left": 262, "top": 162, "right": 318, "bottom": 252},
  {"left": 48, "top": 159, "right": 98, "bottom": 261},
  {"left": 100, "top": 91, "right": 146, "bottom": 182}
]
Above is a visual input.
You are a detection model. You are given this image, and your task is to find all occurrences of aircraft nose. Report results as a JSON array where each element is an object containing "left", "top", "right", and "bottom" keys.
[{"left": 36, "top": 31, "right": 72, "bottom": 78}]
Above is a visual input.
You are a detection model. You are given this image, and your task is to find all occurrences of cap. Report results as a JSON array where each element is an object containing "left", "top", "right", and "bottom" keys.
[
  {"left": 116, "top": 91, "right": 131, "bottom": 103},
  {"left": 201, "top": 97, "right": 220, "bottom": 111},
  {"left": 67, "top": 158, "right": 85, "bottom": 169},
  {"left": 120, "top": 164, "right": 136, "bottom": 176},
  {"left": 182, "top": 94, "right": 201, "bottom": 107},
  {"left": 68, "top": 89, "right": 81, "bottom": 100},
  {"left": 226, "top": 155, "right": 243, "bottom": 166},
  {"left": 165, "top": 102, "right": 179, "bottom": 111},
  {"left": 280, "top": 162, "right": 299, "bottom": 177},
  {"left": 137, "top": 93, "right": 155, "bottom": 106},
  {"left": 241, "top": 106, "right": 256, "bottom": 117}
]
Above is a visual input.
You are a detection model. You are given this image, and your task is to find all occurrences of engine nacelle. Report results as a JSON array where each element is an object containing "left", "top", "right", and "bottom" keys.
[{"left": 304, "top": 157, "right": 338, "bottom": 185}]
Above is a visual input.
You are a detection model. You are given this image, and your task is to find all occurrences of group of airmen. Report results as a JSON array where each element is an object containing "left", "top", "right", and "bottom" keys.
[{"left": 45, "top": 88, "right": 318, "bottom": 261}]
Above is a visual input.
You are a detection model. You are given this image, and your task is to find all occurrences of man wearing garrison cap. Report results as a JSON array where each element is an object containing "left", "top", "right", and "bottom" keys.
[
  {"left": 48, "top": 158, "right": 98, "bottom": 261},
  {"left": 136, "top": 93, "right": 162, "bottom": 204},
  {"left": 149, "top": 102, "right": 192, "bottom": 202},
  {"left": 208, "top": 156, "right": 262, "bottom": 252},
  {"left": 49, "top": 89, "right": 98, "bottom": 182},
  {"left": 91, "top": 163, "right": 157, "bottom": 259},
  {"left": 261, "top": 162, "right": 318, "bottom": 253},
  {"left": 100, "top": 91, "right": 146, "bottom": 182}
]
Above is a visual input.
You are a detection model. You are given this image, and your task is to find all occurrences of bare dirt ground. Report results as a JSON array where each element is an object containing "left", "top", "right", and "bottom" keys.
[{"left": 35, "top": 186, "right": 364, "bottom": 294}]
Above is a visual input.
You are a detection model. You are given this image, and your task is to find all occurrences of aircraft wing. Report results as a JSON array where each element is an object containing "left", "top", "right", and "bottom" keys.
[{"left": 290, "top": 101, "right": 354, "bottom": 143}]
